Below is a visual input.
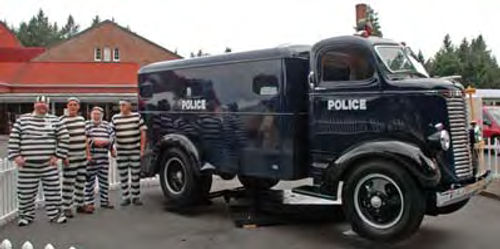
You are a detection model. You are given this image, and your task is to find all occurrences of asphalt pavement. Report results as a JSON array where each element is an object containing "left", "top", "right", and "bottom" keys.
[{"left": 1, "top": 178, "right": 500, "bottom": 249}]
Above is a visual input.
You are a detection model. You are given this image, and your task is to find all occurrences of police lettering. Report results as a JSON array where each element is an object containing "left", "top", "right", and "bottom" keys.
[
  {"left": 181, "top": 99, "right": 206, "bottom": 110},
  {"left": 327, "top": 99, "right": 367, "bottom": 111}
]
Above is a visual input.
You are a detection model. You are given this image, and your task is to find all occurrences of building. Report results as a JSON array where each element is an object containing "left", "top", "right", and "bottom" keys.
[{"left": 0, "top": 20, "right": 181, "bottom": 133}]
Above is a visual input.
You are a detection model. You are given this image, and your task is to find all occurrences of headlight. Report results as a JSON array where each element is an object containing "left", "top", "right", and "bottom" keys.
[{"left": 440, "top": 130, "right": 450, "bottom": 151}]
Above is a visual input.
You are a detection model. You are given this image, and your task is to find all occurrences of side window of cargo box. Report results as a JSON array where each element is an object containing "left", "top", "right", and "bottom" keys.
[{"left": 319, "top": 44, "right": 375, "bottom": 87}]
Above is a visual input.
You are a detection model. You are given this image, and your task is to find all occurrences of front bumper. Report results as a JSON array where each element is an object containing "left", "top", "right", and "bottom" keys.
[{"left": 436, "top": 170, "right": 493, "bottom": 207}]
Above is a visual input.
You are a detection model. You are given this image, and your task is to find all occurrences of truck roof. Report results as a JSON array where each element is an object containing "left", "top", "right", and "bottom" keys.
[{"left": 139, "top": 45, "right": 311, "bottom": 74}]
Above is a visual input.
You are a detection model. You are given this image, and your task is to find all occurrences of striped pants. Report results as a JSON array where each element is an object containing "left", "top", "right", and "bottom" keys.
[
  {"left": 117, "top": 152, "right": 141, "bottom": 200},
  {"left": 17, "top": 162, "right": 62, "bottom": 221},
  {"left": 85, "top": 152, "right": 110, "bottom": 206},
  {"left": 62, "top": 156, "right": 87, "bottom": 210}
]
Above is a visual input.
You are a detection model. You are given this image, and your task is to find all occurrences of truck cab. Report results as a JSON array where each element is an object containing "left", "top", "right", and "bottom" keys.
[{"left": 138, "top": 35, "right": 491, "bottom": 241}]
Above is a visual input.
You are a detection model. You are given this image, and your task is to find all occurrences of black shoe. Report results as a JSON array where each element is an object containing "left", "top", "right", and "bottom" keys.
[
  {"left": 120, "top": 199, "right": 131, "bottom": 206},
  {"left": 101, "top": 203, "right": 115, "bottom": 209},
  {"left": 63, "top": 209, "right": 74, "bottom": 218},
  {"left": 132, "top": 198, "right": 143, "bottom": 206}
]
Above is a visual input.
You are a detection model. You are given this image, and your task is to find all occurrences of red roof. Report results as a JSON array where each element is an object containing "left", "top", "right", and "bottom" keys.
[
  {"left": 0, "top": 22, "right": 21, "bottom": 48},
  {"left": 0, "top": 47, "right": 46, "bottom": 62},
  {"left": 0, "top": 62, "right": 139, "bottom": 93}
]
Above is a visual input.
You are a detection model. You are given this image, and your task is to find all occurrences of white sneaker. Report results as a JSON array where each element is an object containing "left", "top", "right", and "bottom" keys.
[
  {"left": 49, "top": 214, "right": 67, "bottom": 224},
  {"left": 17, "top": 218, "right": 30, "bottom": 227}
]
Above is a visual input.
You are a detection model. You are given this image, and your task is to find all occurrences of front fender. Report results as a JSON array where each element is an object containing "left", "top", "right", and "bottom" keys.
[{"left": 327, "top": 140, "right": 441, "bottom": 188}]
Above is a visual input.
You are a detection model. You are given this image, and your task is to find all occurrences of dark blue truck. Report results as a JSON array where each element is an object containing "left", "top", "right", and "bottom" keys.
[{"left": 137, "top": 35, "right": 491, "bottom": 241}]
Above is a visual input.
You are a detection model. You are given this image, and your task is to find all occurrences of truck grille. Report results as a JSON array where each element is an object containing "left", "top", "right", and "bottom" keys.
[{"left": 446, "top": 94, "right": 473, "bottom": 179}]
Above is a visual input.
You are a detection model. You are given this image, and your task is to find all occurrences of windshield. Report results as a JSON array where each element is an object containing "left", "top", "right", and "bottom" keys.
[{"left": 375, "top": 46, "right": 429, "bottom": 79}]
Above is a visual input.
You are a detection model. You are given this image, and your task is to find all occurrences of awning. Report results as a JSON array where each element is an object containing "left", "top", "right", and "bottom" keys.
[{"left": 0, "top": 93, "right": 137, "bottom": 103}]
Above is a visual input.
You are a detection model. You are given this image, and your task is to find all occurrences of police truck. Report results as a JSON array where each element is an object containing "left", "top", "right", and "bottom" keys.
[{"left": 137, "top": 34, "right": 492, "bottom": 241}]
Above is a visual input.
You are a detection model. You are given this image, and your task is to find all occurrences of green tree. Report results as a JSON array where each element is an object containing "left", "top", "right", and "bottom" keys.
[
  {"left": 91, "top": 15, "right": 101, "bottom": 27},
  {"left": 15, "top": 9, "right": 63, "bottom": 47},
  {"left": 417, "top": 50, "right": 425, "bottom": 64},
  {"left": 60, "top": 15, "right": 79, "bottom": 39},
  {"left": 225, "top": 47, "right": 232, "bottom": 53},
  {"left": 428, "top": 34, "right": 500, "bottom": 88}
]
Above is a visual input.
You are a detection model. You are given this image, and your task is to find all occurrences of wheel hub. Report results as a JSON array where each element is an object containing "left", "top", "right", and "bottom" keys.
[{"left": 370, "top": 195, "right": 383, "bottom": 209}]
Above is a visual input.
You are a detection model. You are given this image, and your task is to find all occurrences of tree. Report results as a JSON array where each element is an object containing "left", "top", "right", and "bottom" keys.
[
  {"left": 225, "top": 47, "right": 232, "bottom": 53},
  {"left": 417, "top": 50, "right": 425, "bottom": 64},
  {"left": 428, "top": 34, "right": 500, "bottom": 88},
  {"left": 91, "top": 15, "right": 101, "bottom": 27},
  {"left": 197, "top": 49, "right": 203, "bottom": 57},
  {"left": 60, "top": 15, "right": 79, "bottom": 39},
  {"left": 15, "top": 9, "right": 63, "bottom": 47}
]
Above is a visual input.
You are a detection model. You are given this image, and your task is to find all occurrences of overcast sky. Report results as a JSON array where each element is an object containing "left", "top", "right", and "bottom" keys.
[{"left": 2, "top": 0, "right": 498, "bottom": 60}]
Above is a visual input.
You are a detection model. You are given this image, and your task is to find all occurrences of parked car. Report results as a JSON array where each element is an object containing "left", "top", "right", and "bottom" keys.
[{"left": 482, "top": 106, "right": 500, "bottom": 144}]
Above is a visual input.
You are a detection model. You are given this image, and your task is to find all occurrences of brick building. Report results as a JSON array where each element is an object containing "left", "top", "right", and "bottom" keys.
[{"left": 0, "top": 20, "right": 181, "bottom": 133}]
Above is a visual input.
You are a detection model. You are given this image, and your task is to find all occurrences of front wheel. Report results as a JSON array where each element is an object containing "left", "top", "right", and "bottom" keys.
[{"left": 343, "top": 160, "right": 425, "bottom": 241}]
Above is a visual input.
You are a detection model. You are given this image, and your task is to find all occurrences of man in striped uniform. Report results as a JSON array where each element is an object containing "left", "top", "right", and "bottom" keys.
[
  {"left": 8, "top": 96, "right": 69, "bottom": 226},
  {"left": 111, "top": 99, "right": 147, "bottom": 206},
  {"left": 85, "top": 106, "right": 115, "bottom": 211},
  {"left": 59, "top": 97, "right": 89, "bottom": 217}
]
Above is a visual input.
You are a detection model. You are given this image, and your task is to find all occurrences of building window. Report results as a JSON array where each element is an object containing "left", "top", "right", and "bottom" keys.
[
  {"left": 94, "top": 48, "right": 102, "bottom": 61},
  {"left": 113, "top": 48, "right": 120, "bottom": 62},
  {"left": 103, "top": 47, "right": 111, "bottom": 62}
]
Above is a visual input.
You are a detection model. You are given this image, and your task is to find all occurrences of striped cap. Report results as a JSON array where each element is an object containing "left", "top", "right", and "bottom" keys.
[
  {"left": 91, "top": 106, "right": 104, "bottom": 113},
  {"left": 35, "top": 95, "right": 50, "bottom": 104},
  {"left": 67, "top": 97, "right": 80, "bottom": 103}
]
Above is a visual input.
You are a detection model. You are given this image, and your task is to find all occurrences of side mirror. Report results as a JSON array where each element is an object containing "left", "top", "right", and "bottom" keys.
[{"left": 484, "top": 119, "right": 492, "bottom": 126}]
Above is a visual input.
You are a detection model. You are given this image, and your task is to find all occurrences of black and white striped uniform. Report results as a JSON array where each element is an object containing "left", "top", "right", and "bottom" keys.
[
  {"left": 8, "top": 113, "right": 69, "bottom": 222},
  {"left": 111, "top": 112, "right": 147, "bottom": 201},
  {"left": 59, "top": 115, "right": 87, "bottom": 210},
  {"left": 85, "top": 120, "right": 114, "bottom": 206}
]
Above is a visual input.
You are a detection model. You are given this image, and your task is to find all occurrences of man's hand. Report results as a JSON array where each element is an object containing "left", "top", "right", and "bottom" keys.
[
  {"left": 49, "top": 156, "right": 59, "bottom": 167},
  {"left": 63, "top": 158, "right": 70, "bottom": 167},
  {"left": 140, "top": 149, "right": 144, "bottom": 158},
  {"left": 87, "top": 154, "right": 92, "bottom": 162},
  {"left": 14, "top": 156, "right": 25, "bottom": 167},
  {"left": 110, "top": 149, "right": 117, "bottom": 158}
]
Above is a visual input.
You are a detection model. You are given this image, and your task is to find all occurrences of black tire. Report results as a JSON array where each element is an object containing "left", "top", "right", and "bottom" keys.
[
  {"left": 237, "top": 175, "right": 279, "bottom": 190},
  {"left": 343, "top": 160, "right": 426, "bottom": 242},
  {"left": 436, "top": 199, "right": 469, "bottom": 215},
  {"left": 159, "top": 147, "right": 212, "bottom": 207}
]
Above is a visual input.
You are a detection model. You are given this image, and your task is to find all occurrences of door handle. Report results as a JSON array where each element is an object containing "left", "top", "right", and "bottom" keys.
[{"left": 314, "top": 87, "right": 326, "bottom": 91}]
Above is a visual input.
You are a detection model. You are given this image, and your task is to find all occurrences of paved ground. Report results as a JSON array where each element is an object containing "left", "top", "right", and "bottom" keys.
[{"left": 1, "top": 178, "right": 500, "bottom": 249}]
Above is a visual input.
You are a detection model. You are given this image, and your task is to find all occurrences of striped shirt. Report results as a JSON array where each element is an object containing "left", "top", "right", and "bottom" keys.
[
  {"left": 59, "top": 115, "right": 87, "bottom": 158},
  {"left": 111, "top": 112, "right": 147, "bottom": 153},
  {"left": 85, "top": 120, "right": 114, "bottom": 154},
  {"left": 8, "top": 113, "right": 69, "bottom": 161}
]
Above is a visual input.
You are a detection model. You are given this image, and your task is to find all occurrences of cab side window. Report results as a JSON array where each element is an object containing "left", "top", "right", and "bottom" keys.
[{"left": 320, "top": 45, "right": 375, "bottom": 86}]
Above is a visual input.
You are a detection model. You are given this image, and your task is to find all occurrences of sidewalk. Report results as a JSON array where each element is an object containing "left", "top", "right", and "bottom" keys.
[{"left": 481, "top": 178, "right": 500, "bottom": 201}]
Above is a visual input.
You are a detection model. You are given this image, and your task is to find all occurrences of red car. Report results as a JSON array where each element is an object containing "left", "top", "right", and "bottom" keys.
[{"left": 482, "top": 106, "right": 500, "bottom": 141}]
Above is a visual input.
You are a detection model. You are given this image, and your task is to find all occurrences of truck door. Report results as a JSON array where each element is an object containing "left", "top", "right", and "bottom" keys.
[{"left": 308, "top": 41, "right": 380, "bottom": 173}]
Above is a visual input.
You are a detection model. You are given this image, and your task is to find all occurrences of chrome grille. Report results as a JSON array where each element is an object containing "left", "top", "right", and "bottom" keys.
[{"left": 446, "top": 94, "right": 473, "bottom": 179}]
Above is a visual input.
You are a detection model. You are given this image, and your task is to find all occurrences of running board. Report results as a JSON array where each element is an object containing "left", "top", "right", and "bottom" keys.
[{"left": 285, "top": 182, "right": 343, "bottom": 205}]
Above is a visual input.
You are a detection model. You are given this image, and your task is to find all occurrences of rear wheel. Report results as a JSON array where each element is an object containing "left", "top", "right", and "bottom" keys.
[
  {"left": 343, "top": 160, "right": 425, "bottom": 241},
  {"left": 238, "top": 175, "right": 279, "bottom": 190},
  {"left": 159, "top": 147, "right": 212, "bottom": 207}
]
